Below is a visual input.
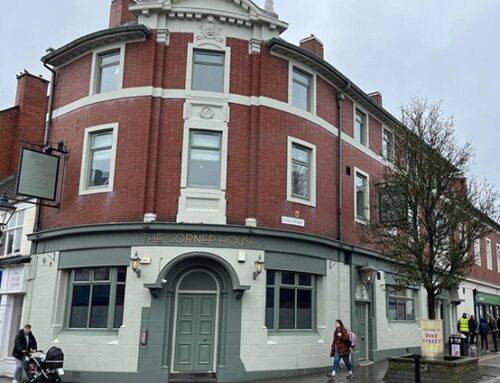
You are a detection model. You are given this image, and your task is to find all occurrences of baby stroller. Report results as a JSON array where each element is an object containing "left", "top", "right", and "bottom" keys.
[{"left": 22, "top": 347, "right": 64, "bottom": 383}]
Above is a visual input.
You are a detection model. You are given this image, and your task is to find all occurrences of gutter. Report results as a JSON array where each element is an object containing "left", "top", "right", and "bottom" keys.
[{"left": 336, "top": 83, "right": 350, "bottom": 241}]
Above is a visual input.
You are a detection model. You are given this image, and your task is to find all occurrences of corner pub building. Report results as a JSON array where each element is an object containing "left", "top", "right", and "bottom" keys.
[{"left": 20, "top": 0, "right": 484, "bottom": 382}]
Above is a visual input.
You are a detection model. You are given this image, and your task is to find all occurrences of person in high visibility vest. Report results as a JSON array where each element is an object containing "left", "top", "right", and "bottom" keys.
[{"left": 457, "top": 312, "right": 470, "bottom": 336}]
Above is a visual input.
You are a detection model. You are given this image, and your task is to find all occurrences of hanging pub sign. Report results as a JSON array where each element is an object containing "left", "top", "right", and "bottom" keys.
[{"left": 16, "top": 148, "right": 60, "bottom": 201}]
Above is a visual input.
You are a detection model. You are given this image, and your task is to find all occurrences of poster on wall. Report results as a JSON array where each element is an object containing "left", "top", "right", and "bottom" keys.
[{"left": 420, "top": 319, "right": 444, "bottom": 358}]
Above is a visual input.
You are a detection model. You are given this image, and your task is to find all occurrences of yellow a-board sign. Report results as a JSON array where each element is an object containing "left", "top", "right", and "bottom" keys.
[{"left": 420, "top": 319, "right": 444, "bottom": 358}]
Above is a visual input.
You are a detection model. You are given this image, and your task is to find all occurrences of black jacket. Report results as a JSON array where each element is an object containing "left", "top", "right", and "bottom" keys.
[{"left": 12, "top": 330, "right": 37, "bottom": 359}]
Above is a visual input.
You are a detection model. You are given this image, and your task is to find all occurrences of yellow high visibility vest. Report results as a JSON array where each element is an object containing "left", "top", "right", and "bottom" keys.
[{"left": 459, "top": 317, "right": 469, "bottom": 333}]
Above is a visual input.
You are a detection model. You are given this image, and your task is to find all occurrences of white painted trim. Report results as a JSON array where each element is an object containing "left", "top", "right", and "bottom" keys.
[
  {"left": 286, "top": 136, "right": 316, "bottom": 207},
  {"left": 51, "top": 88, "right": 390, "bottom": 167},
  {"left": 496, "top": 243, "right": 500, "bottom": 274},
  {"left": 185, "top": 43, "right": 231, "bottom": 101},
  {"left": 171, "top": 269, "right": 220, "bottom": 374},
  {"left": 89, "top": 42, "right": 126, "bottom": 96},
  {"left": 353, "top": 104, "right": 369, "bottom": 149},
  {"left": 79, "top": 123, "right": 119, "bottom": 195},
  {"left": 486, "top": 238, "right": 493, "bottom": 270},
  {"left": 288, "top": 62, "right": 317, "bottom": 115},
  {"left": 354, "top": 167, "right": 370, "bottom": 224}
]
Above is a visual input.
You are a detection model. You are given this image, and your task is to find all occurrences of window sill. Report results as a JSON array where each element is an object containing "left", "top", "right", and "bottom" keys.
[
  {"left": 60, "top": 329, "right": 119, "bottom": 335},
  {"left": 355, "top": 217, "right": 369, "bottom": 225},
  {"left": 267, "top": 330, "right": 318, "bottom": 336},
  {"left": 79, "top": 187, "right": 113, "bottom": 196},
  {"left": 287, "top": 196, "right": 316, "bottom": 207},
  {"left": 387, "top": 320, "right": 417, "bottom": 324}
]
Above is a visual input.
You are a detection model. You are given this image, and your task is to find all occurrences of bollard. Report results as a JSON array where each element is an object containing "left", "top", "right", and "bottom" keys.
[{"left": 412, "top": 353, "right": 421, "bottom": 383}]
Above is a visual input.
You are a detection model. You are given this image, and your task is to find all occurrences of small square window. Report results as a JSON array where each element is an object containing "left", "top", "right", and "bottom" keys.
[{"left": 192, "top": 50, "right": 225, "bottom": 93}]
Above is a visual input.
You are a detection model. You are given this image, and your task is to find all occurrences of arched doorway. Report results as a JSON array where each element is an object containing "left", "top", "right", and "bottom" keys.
[{"left": 171, "top": 269, "right": 220, "bottom": 373}]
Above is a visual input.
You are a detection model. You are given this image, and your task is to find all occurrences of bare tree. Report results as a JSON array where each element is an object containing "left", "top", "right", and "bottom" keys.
[{"left": 362, "top": 98, "right": 499, "bottom": 319}]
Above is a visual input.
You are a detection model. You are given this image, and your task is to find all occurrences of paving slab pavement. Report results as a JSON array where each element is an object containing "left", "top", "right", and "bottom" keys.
[{"left": 1, "top": 353, "right": 499, "bottom": 383}]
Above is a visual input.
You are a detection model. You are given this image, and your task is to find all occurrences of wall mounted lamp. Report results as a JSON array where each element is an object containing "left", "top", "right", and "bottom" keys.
[
  {"left": 253, "top": 255, "right": 265, "bottom": 280},
  {"left": 130, "top": 251, "right": 142, "bottom": 278},
  {"left": 359, "top": 264, "right": 378, "bottom": 286},
  {"left": 0, "top": 194, "right": 17, "bottom": 238}
]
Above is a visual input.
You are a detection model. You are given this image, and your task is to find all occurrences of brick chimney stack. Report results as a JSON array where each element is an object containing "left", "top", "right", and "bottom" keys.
[
  {"left": 368, "top": 91, "right": 383, "bottom": 106},
  {"left": 299, "top": 35, "right": 324, "bottom": 60},
  {"left": 109, "top": 0, "right": 137, "bottom": 28},
  {"left": 0, "top": 73, "right": 48, "bottom": 177}
]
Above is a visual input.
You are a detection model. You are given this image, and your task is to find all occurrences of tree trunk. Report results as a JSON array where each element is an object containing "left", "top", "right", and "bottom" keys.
[{"left": 427, "top": 289, "right": 436, "bottom": 319}]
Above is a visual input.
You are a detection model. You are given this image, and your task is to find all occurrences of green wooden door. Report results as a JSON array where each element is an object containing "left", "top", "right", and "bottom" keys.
[
  {"left": 174, "top": 294, "right": 216, "bottom": 371},
  {"left": 354, "top": 303, "right": 368, "bottom": 360}
]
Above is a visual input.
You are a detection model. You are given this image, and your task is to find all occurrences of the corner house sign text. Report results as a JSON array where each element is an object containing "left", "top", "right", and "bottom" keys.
[{"left": 144, "top": 233, "right": 256, "bottom": 248}]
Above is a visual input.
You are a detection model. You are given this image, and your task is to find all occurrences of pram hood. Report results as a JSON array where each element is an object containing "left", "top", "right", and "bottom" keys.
[{"left": 44, "top": 346, "right": 64, "bottom": 368}]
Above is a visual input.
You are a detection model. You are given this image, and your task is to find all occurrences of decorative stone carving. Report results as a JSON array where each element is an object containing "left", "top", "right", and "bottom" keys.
[
  {"left": 199, "top": 106, "right": 215, "bottom": 120},
  {"left": 156, "top": 28, "right": 170, "bottom": 45},
  {"left": 197, "top": 15, "right": 223, "bottom": 43}
]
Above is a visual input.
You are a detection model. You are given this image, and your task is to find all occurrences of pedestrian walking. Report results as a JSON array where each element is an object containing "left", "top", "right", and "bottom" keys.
[
  {"left": 479, "top": 317, "right": 490, "bottom": 353},
  {"left": 327, "top": 319, "right": 354, "bottom": 380},
  {"left": 11, "top": 324, "right": 38, "bottom": 383},
  {"left": 469, "top": 314, "right": 478, "bottom": 346},
  {"left": 487, "top": 313, "right": 498, "bottom": 352}
]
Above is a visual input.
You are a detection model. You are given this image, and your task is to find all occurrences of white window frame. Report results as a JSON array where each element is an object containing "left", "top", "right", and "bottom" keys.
[
  {"left": 0, "top": 208, "right": 25, "bottom": 257},
  {"left": 354, "top": 167, "right": 370, "bottom": 223},
  {"left": 354, "top": 105, "right": 369, "bottom": 148},
  {"left": 185, "top": 43, "right": 231, "bottom": 100},
  {"left": 382, "top": 126, "right": 395, "bottom": 161},
  {"left": 474, "top": 239, "right": 481, "bottom": 266},
  {"left": 287, "top": 137, "right": 316, "bottom": 207},
  {"left": 288, "top": 62, "right": 317, "bottom": 115},
  {"left": 486, "top": 238, "right": 493, "bottom": 270},
  {"left": 79, "top": 123, "right": 119, "bottom": 195},
  {"left": 496, "top": 244, "right": 500, "bottom": 273},
  {"left": 89, "top": 43, "right": 126, "bottom": 95}
]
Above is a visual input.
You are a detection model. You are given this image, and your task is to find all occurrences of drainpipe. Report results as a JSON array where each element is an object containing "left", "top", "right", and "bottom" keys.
[
  {"left": 335, "top": 82, "right": 350, "bottom": 241},
  {"left": 42, "top": 62, "right": 56, "bottom": 146}
]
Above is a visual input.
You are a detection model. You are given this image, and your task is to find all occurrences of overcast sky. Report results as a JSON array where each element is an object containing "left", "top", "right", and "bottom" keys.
[{"left": 1, "top": 0, "right": 499, "bottom": 193}]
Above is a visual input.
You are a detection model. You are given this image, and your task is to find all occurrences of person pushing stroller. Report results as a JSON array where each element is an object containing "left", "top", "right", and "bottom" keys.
[{"left": 12, "top": 324, "right": 38, "bottom": 383}]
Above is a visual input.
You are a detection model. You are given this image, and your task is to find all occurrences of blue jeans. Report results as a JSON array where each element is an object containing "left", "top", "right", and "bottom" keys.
[
  {"left": 332, "top": 352, "right": 352, "bottom": 372},
  {"left": 14, "top": 357, "right": 24, "bottom": 381}
]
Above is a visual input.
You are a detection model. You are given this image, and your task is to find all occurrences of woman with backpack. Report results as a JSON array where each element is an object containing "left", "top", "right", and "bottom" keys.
[{"left": 327, "top": 319, "right": 354, "bottom": 380}]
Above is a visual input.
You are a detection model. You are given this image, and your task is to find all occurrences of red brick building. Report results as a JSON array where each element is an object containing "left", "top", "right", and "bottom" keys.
[{"left": 10, "top": 1, "right": 498, "bottom": 382}]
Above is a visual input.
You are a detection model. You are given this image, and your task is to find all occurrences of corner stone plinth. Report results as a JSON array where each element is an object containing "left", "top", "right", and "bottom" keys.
[{"left": 384, "top": 355, "right": 481, "bottom": 383}]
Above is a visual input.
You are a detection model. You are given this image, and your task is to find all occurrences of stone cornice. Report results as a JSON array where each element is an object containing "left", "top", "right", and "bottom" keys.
[{"left": 129, "top": 0, "right": 288, "bottom": 33}]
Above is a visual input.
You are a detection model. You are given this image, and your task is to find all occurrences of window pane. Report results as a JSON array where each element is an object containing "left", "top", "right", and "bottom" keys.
[
  {"left": 355, "top": 111, "right": 366, "bottom": 146},
  {"left": 266, "top": 270, "right": 275, "bottom": 285},
  {"left": 194, "top": 51, "right": 224, "bottom": 65},
  {"left": 74, "top": 269, "right": 91, "bottom": 281},
  {"left": 98, "top": 52, "right": 120, "bottom": 93},
  {"left": 188, "top": 132, "right": 221, "bottom": 188},
  {"left": 293, "top": 69, "right": 311, "bottom": 86},
  {"left": 89, "top": 149, "right": 111, "bottom": 187},
  {"left": 114, "top": 284, "right": 125, "bottom": 328},
  {"left": 397, "top": 299, "right": 406, "bottom": 320},
  {"left": 279, "top": 288, "right": 295, "bottom": 329},
  {"left": 94, "top": 267, "right": 110, "bottom": 281},
  {"left": 6, "top": 233, "right": 13, "bottom": 255},
  {"left": 192, "top": 132, "right": 220, "bottom": 149},
  {"left": 265, "top": 287, "right": 274, "bottom": 329},
  {"left": 192, "top": 51, "right": 224, "bottom": 92},
  {"left": 13, "top": 228, "right": 22, "bottom": 253},
  {"left": 387, "top": 297, "right": 397, "bottom": 320},
  {"left": 406, "top": 299, "right": 414, "bottom": 320},
  {"left": 292, "top": 145, "right": 309, "bottom": 164},
  {"left": 292, "top": 82, "right": 309, "bottom": 111},
  {"left": 281, "top": 272, "right": 295, "bottom": 285},
  {"left": 15, "top": 210, "right": 25, "bottom": 227},
  {"left": 117, "top": 267, "right": 127, "bottom": 283},
  {"left": 292, "top": 163, "right": 309, "bottom": 198},
  {"left": 89, "top": 285, "right": 110, "bottom": 328},
  {"left": 92, "top": 132, "right": 112, "bottom": 149},
  {"left": 297, "top": 289, "right": 312, "bottom": 329},
  {"left": 356, "top": 174, "right": 367, "bottom": 218},
  {"left": 298, "top": 273, "right": 312, "bottom": 286},
  {"left": 70, "top": 285, "right": 90, "bottom": 328}
]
